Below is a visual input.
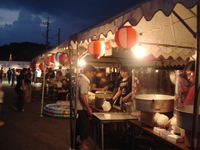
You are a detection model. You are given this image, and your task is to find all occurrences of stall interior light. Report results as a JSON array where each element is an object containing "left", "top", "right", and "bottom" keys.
[
  {"left": 133, "top": 45, "right": 146, "bottom": 58},
  {"left": 55, "top": 62, "right": 59, "bottom": 66},
  {"left": 79, "top": 59, "right": 86, "bottom": 67}
]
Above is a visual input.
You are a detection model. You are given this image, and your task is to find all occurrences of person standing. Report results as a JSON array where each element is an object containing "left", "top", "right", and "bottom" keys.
[
  {"left": 112, "top": 66, "right": 132, "bottom": 111},
  {"left": 7, "top": 68, "right": 13, "bottom": 84},
  {"left": 91, "top": 69, "right": 106, "bottom": 93},
  {"left": 183, "top": 61, "right": 195, "bottom": 105},
  {"left": 11, "top": 68, "right": 16, "bottom": 87},
  {"left": 25, "top": 68, "right": 32, "bottom": 83},
  {"left": 0, "top": 84, "right": 4, "bottom": 126},
  {"left": 75, "top": 65, "right": 96, "bottom": 150},
  {"left": 55, "top": 70, "right": 65, "bottom": 82},
  {"left": 13, "top": 68, "right": 28, "bottom": 112},
  {"left": 0, "top": 67, "right": 4, "bottom": 83}
]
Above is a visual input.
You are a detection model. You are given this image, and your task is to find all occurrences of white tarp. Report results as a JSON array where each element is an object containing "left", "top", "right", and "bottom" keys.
[
  {"left": 74, "top": 0, "right": 197, "bottom": 43},
  {"left": 66, "top": 0, "right": 197, "bottom": 67}
]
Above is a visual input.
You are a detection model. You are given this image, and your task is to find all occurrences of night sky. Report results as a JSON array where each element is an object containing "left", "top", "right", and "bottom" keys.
[{"left": 0, "top": 0, "right": 141, "bottom": 46}]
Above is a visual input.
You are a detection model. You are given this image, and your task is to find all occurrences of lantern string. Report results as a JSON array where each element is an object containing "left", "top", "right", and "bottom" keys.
[{"left": 141, "top": 15, "right": 195, "bottom": 34}]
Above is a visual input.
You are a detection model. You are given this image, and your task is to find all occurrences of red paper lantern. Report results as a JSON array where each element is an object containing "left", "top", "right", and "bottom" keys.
[
  {"left": 45, "top": 57, "right": 50, "bottom": 66},
  {"left": 115, "top": 26, "right": 138, "bottom": 50},
  {"left": 50, "top": 54, "right": 55, "bottom": 63},
  {"left": 39, "top": 63, "right": 44, "bottom": 70},
  {"left": 59, "top": 53, "right": 70, "bottom": 66},
  {"left": 88, "top": 39, "right": 105, "bottom": 59}
]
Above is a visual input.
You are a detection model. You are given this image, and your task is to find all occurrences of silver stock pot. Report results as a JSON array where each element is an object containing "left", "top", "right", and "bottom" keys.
[
  {"left": 95, "top": 91, "right": 113, "bottom": 108},
  {"left": 135, "top": 94, "right": 174, "bottom": 113}
]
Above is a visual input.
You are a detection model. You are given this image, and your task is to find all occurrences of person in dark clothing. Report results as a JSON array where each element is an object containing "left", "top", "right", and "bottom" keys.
[
  {"left": 104, "top": 81, "right": 115, "bottom": 92},
  {"left": 13, "top": 68, "right": 28, "bottom": 112},
  {"left": 0, "top": 67, "right": 4, "bottom": 83},
  {"left": 112, "top": 66, "right": 132, "bottom": 111},
  {"left": 11, "top": 68, "right": 16, "bottom": 87},
  {"left": 91, "top": 69, "right": 106, "bottom": 93},
  {"left": 45, "top": 68, "right": 55, "bottom": 83},
  {"left": 7, "top": 68, "right": 13, "bottom": 84},
  {"left": 57, "top": 79, "right": 70, "bottom": 100},
  {"left": 25, "top": 68, "right": 32, "bottom": 84}
]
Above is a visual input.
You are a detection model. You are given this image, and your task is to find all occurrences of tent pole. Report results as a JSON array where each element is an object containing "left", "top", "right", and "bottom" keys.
[
  {"left": 73, "top": 46, "right": 80, "bottom": 149},
  {"left": 69, "top": 45, "right": 76, "bottom": 150},
  {"left": 70, "top": 45, "right": 82, "bottom": 150},
  {"left": 40, "top": 63, "right": 46, "bottom": 117},
  {"left": 191, "top": 1, "right": 200, "bottom": 149}
]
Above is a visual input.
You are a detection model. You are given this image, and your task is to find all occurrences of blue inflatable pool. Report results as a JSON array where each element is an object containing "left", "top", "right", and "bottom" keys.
[{"left": 43, "top": 103, "right": 73, "bottom": 118}]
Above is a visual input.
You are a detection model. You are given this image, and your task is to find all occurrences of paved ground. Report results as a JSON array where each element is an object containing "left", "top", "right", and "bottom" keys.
[{"left": 0, "top": 81, "right": 72, "bottom": 150}]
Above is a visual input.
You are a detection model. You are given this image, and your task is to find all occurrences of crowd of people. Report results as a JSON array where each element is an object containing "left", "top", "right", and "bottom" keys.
[
  {"left": 44, "top": 68, "right": 71, "bottom": 101},
  {"left": 0, "top": 67, "right": 33, "bottom": 127}
]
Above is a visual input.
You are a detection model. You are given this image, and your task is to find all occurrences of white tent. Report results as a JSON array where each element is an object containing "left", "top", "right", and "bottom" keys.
[{"left": 35, "top": 0, "right": 199, "bottom": 149}]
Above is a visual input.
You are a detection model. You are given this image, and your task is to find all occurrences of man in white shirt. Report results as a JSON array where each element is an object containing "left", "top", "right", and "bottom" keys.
[{"left": 75, "top": 65, "right": 96, "bottom": 150}]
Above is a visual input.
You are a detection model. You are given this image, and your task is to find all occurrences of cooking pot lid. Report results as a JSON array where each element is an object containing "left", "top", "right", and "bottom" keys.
[
  {"left": 95, "top": 91, "right": 113, "bottom": 94},
  {"left": 96, "top": 95, "right": 112, "bottom": 99},
  {"left": 135, "top": 94, "right": 174, "bottom": 100}
]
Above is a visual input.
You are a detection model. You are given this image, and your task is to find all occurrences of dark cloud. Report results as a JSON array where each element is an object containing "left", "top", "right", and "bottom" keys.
[
  {"left": 0, "top": 0, "right": 141, "bottom": 46},
  {"left": 0, "top": 9, "right": 45, "bottom": 45}
]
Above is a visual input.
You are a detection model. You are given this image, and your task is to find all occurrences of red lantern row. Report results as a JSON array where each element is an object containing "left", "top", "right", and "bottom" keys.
[
  {"left": 38, "top": 26, "right": 137, "bottom": 67},
  {"left": 43, "top": 53, "right": 70, "bottom": 67},
  {"left": 87, "top": 26, "right": 138, "bottom": 59}
]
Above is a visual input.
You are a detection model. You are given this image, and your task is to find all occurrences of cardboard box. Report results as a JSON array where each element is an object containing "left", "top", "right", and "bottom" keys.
[{"left": 167, "top": 134, "right": 184, "bottom": 143}]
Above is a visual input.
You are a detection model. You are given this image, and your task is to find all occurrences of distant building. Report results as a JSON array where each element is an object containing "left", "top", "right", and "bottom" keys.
[{"left": 0, "top": 61, "right": 30, "bottom": 70}]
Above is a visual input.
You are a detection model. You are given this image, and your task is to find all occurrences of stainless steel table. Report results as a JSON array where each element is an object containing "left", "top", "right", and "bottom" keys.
[{"left": 92, "top": 112, "right": 138, "bottom": 150}]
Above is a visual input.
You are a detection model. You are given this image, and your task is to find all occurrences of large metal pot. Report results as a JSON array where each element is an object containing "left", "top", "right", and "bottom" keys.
[
  {"left": 135, "top": 94, "right": 174, "bottom": 113},
  {"left": 95, "top": 91, "right": 113, "bottom": 108},
  {"left": 175, "top": 105, "right": 200, "bottom": 132}
]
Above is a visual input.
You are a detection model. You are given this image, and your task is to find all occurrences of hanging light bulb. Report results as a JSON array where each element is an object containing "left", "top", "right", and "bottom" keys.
[
  {"left": 55, "top": 62, "right": 59, "bottom": 66},
  {"left": 133, "top": 45, "right": 146, "bottom": 58},
  {"left": 79, "top": 59, "right": 86, "bottom": 67}
]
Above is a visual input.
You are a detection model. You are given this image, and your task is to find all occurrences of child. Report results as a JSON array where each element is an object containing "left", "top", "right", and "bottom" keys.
[{"left": 0, "top": 84, "right": 4, "bottom": 126}]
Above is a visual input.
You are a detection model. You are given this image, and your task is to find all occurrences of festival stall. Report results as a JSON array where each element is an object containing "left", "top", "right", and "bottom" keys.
[
  {"left": 67, "top": 0, "right": 199, "bottom": 149},
  {"left": 32, "top": 0, "right": 199, "bottom": 149}
]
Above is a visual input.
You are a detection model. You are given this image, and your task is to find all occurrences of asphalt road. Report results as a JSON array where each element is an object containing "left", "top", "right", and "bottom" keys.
[{"left": 0, "top": 81, "right": 71, "bottom": 150}]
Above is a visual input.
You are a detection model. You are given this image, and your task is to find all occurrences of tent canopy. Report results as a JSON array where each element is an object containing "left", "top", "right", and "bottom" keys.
[{"left": 35, "top": 0, "right": 198, "bottom": 68}]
